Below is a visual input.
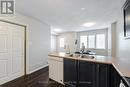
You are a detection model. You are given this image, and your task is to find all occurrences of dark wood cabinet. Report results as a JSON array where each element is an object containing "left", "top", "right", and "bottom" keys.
[
  {"left": 78, "top": 61, "right": 96, "bottom": 87},
  {"left": 64, "top": 58, "right": 78, "bottom": 87},
  {"left": 96, "top": 64, "right": 110, "bottom": 87},
  {"left": 110, "top": 65, "right": 130, "bottom": 87},
  {"left": 64, "top": 59, "right": 127, "bottom": 87},
  {"left": 110, "top": 65, "right": 121, "bottom": 87}
]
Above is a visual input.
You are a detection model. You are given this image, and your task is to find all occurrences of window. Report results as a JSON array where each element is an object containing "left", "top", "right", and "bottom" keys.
[
  {"left": 79, "top": 33, "right": 106, "bottom": 49},
  {"left": 80, "top": 36, "right": 87, "bottom": 48},
  {"left": 88, "top": 35, "right": 95, "bottom": 48},
  {"left": 59, "top": 38, "right": 65, "bottom": 48},
  {"left": 96, "top": 34, "right": 105, "bottom": 49}
]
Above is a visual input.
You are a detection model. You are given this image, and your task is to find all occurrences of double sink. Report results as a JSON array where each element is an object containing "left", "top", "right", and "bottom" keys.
[{"left": 66, "top": 52, "right": 95, "bottom": 59}]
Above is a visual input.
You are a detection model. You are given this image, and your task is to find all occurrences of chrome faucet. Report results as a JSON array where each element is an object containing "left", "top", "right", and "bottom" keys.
[{"left": 80, "top": 43, "right": 85, "bottom": 57}]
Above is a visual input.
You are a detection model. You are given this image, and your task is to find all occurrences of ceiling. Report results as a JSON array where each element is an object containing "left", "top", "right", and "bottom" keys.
[{"left": 16, "top": 0, "right": 126, "bottom": 33}]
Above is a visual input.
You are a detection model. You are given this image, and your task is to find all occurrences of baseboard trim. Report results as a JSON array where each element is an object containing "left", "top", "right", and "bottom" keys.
[
  {"left": 28, "top": 64, "right": 49, "bottom": 74},
  {"left": 0, "top": 76, "right": 26, "bottom": 87},
  {"left": 26, "top": 66, "right": 49, "bottom": 81},
  {"left": 0, "top": 66, "right": 49, "bottom": 87}
]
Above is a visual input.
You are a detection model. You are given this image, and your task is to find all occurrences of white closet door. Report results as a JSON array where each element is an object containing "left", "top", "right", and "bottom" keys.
[{"left": 0, "top": 21, "right": 25, "bottom": 85}]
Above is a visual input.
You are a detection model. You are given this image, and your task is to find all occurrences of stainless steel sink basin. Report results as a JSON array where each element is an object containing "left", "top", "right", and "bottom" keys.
[
  {"left": 80, "top": 55, "right": 95, "bottom": 59},
  {"left": 67, "top": 54, "right": 95, "bottom": 59},
  {"left": 68, "top": 54, "right": 80, "bottom": 57}
]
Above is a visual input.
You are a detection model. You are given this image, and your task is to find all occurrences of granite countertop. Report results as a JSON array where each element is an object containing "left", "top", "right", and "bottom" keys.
[{"left": 48, "top": 52, "right": 130, "bottom": 78}]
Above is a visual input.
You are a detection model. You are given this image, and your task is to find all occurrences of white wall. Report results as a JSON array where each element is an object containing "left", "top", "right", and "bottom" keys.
[
  {"left": 108, "top": 25, "right": 112, "bottom": 56},
  {"left": 51, "top": 34, "right": 57, "bottom": 52},
  {"left": 116, "top": 0, "right": 130, "bottom": 59},
  {"left": 111, "top": 22, "right": 117, "bottom": 57},
  {"left": 0, "top": 13, "right": 50, "bottom": 74},
  {"left": 57, "top": 32, "right": 77, "bottom": 53},
  {"left": 108, "top": 22, "right": 117, "bottom": 57},
  {"left": 108, "top": 0, "right": 130, "bottom": 59}
]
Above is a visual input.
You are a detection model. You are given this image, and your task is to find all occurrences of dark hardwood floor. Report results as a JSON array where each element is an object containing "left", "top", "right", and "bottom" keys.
[{"left": 0, "top": 67, "right": 64, "bottom": 87}]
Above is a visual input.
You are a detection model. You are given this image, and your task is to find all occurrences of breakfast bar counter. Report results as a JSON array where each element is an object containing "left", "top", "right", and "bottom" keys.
[{"left": 48, "top": 52, "right": 130, "bottom": 78}]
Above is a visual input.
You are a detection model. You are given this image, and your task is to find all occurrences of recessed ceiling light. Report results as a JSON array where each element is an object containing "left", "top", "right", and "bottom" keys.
[
  {"left": 82, "top": 22, "right": 96, "bottom": 27},
  {"left": 51, "top": 31, "right": 58, "bottom": 35},
  {"left": 53, "top": 28, "right": 62, "bottom": 32},
  {"left": 81, "top": 8, "right": 86, "bottom": 11}
]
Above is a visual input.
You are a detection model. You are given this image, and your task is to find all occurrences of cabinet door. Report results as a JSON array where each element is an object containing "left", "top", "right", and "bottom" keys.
[
  {"left": 79, "top": 61, "right": 95, "bottom": 87},
  {"left": 110, "top": 65, "right": 120, "bottom": 87},
  {"left": 64, "top": 59, "right": 77, "bottom": 87},
  {"left": 96, "top": 64, "right": 110, "bottom": 87},
  {"left": 49, "top": 57, "right": 63, "bottom": 84}
]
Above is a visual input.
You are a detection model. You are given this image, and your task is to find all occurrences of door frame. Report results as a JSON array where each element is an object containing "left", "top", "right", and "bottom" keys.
[{"left": 0, "top": 19, "right": 27, "bottom": 75}]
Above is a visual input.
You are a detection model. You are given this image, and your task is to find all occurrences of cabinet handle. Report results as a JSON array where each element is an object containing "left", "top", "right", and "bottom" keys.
[
  {"left": 80, "top": 82, "right": 92, "bottom": 84},
  {"left": 97, "top": 64, "right": 100, "bottom": 73},
  {"left": 86, "top": 82, "right": 92, "bottom": 84},
  {"left": 96, "top": 64, "right": 100, "bottom": 87}
]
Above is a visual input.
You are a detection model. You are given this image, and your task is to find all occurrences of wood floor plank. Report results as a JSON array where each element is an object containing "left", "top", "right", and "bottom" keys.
[{"left": 0, "top": 66, "right": 64, "bottom": 87}]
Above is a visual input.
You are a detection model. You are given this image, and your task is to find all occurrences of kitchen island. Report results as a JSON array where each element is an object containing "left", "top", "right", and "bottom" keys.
[{"left": 48, "top": 52, "right": 130, "bottom": 87}]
